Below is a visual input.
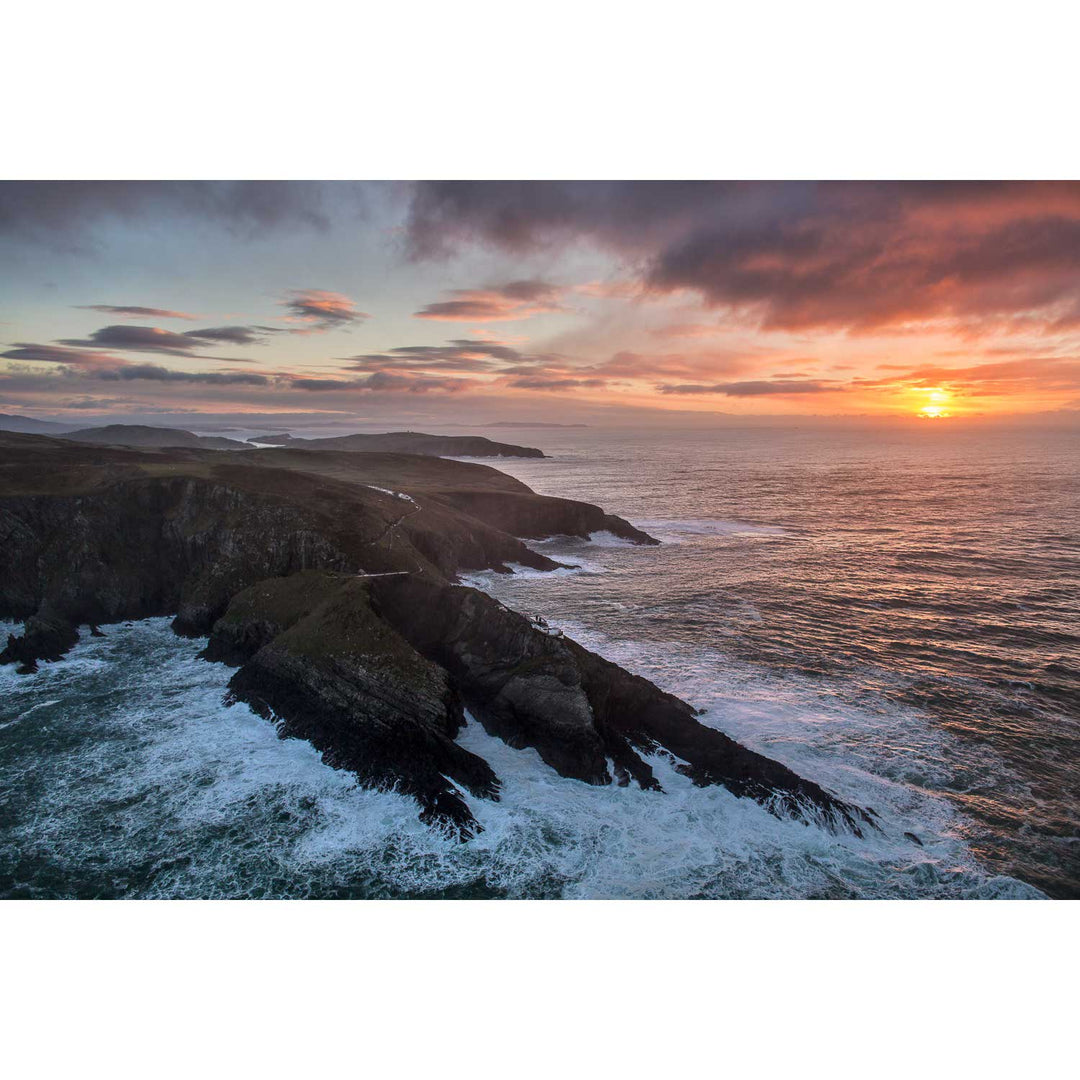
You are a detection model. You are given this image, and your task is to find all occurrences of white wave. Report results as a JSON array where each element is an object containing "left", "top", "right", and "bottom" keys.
[
  {"left": 585, "top": 530, "right": 641, "bottom": 548},
  {"left": 0, "top": 619, "right": 1045, "bottom": 899},
  {"left": 460, "top": 555, "right": 606, "bottom": 590}
]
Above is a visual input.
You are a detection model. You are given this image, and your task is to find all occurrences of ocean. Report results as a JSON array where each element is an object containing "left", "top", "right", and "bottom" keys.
[{"left": 1, "top": 425, "right": 1077, "bottom": 898}]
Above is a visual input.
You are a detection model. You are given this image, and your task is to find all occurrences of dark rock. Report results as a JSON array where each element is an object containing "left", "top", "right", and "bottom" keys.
[
  {"left": 90, "top": 625, "right": 106, "bottom": 637},
  {"left": 201, "top": 571, "right": 874, "bottom": 837},
  {"left": 428, "top": 490, "right": 657, "bottom": 545},
  {"left": 0, "top": 435, "right": 649, "bottom": 656},
  {"left": 210, "top": 573, "right": 499, "bottom": 837},
  {"left": 367, "top": 575, "right": 873, "bottom": 834},
  {"left": 0, "top": 605, "right": 79, "bottom": 668},
  {"left": 904, "top": 831, "right": 924, "bottom": 847}
]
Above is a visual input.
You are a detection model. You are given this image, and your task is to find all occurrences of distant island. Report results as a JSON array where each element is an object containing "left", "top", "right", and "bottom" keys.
[
  {"left": 0, "top": 430, "right": 871, "bottom": 840},
  {"left": 245, "top": 430, "right": 546, "bottom": 458}
]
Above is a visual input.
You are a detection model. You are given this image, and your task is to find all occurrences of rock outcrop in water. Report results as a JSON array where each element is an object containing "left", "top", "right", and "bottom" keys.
[
  {"left": 206, "top": 573, "right": 499, "bottom": 836},
  {"left": 206, "top": 571, "right": 873, "bottom": 838}
]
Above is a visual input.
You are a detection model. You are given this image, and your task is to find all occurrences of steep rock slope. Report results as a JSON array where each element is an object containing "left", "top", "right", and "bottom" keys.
[{"left": 208, "top": 572, "right": 874, "bottom": 838}]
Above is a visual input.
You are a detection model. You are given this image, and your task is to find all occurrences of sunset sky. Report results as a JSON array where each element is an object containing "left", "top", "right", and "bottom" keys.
[{"left": 2, "top": 180, "right": 1079, "bottom": 428}]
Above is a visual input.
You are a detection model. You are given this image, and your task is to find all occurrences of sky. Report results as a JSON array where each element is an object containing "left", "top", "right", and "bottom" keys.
[{"left": 2, "top": 180, "right": 1079, "bottom": 429}]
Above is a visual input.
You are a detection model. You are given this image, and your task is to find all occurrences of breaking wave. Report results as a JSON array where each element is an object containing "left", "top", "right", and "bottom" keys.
[{"left": 0, "top": 619, "right": 1044, "bottom": 899}]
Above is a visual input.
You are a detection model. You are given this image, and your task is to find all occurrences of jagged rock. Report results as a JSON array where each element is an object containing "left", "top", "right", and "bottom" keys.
[
  {"left": 0, "top": 433, "right": 865, "bottom": 844},
  {"left": 209, "top": 573, "right": 499, "bottom": 837},
  {"left": 207, "top": 571, "right": 874, "bottom": 837},
  {"left": 0, "top": 605, "right": 79, "bottom": 670},
  {"left": 426, "top": 490, "right": 657, "bottom": 545},
  {"left": 368, "top": 575, "right": 873, "bottom": 834}
]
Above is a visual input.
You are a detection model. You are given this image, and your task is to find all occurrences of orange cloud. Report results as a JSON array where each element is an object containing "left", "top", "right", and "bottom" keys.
[
  {"left": 415, "top": 280, "right": 564, "bottom": 322},
  {"left": 281, "top": 290, "right": 369, "bottom": 331}
]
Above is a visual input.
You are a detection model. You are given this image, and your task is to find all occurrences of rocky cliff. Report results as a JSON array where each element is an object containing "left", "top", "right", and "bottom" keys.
[
  {"left": 207, "top": 571, "right": 874, "bottom": 838},
  {"left": 0, "top": 432, "right": 651, "bottom": 659}
]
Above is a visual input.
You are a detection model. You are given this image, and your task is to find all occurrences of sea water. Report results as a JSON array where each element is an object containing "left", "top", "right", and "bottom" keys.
[{"left": 1, "top": 425, "right": 1076, "bottom": 898}]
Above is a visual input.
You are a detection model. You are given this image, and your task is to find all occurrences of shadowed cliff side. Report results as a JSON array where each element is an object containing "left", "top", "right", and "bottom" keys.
[{"left": 0, "top": 432, "right": 655, "bottom": 666}]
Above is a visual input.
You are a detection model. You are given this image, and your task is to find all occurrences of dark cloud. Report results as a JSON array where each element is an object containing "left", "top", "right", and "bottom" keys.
[
  {"left": 95, "top": 364, "right": 268, "bottom": 386},
  {"left": 184, "top": 326, "right": 280, "bottom": 346},
  {"left": 414, "top": 280, "right": 564, "bottom": 322},
  {"left": 406, "top": 181, "right": 1080, "bottom": 333},
  {"left": 405, "top": 181, "right": 739, "bottom": 258},
  {"left": 658, "top": 379, "right": 836, "bottom": 396},
  {"left": 287, "top": 371, "right": 469, "bottom": 393},
  {"left": 281, "top": 290, "right": 369, "bottom": 331},
  {"left": 58, "top": 323, "right": 271, "bottom": 357},
  {"left": 1, "top": 341, "right": 267, "bottom": 385},
  {"left": 509, "top": 376, "right": 608, "bottom": 391},
  {"left": 342, "top": 339, "right": 528, "bottom": 373},
  {"left": 1, "top": 342, "right": 120, "bottom": 368},
  {"left": 0, "top": 181, "right": 361, "bottom": 250},
  {"left": 75, "top": 305, "right": 197, "bottom": 320}
]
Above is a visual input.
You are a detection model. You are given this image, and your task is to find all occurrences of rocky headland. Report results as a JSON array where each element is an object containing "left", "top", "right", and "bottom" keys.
[
  {"left": 0, "top": 430, "right": 872, "bottom": 839},
  {"left": 247, "top": 430, "right": 547, "bottom": 458}
]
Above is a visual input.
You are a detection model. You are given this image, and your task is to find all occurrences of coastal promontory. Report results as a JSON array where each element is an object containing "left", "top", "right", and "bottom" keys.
[{"left": 0, "top": 430, "right": 871, "bottom": 840}]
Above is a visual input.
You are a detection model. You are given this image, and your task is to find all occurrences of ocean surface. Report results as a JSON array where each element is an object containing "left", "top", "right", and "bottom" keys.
[{"left": 1, "top": 425, "right": 1077, "bottom": 899}]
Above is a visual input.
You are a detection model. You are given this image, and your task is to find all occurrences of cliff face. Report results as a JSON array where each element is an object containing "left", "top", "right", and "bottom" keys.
[
  {"left": 1, "top": 477, "right": 353, "bottom": 635},
  {"left": 0, "top": 433, "right": 655, "bottom": 662},
  {"left": 426, "top": 490, "right": 657, "bottom": 545},
  {"left": 208, "top": 572, "right": 874, "bottom": 838},
  {"left": 208, "top": 573, "right": 499, "bottom": 836}
]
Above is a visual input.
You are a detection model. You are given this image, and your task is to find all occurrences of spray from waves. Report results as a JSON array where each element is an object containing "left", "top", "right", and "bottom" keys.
[
  {"left": 0, "top": 618, "right": 1045, "bottom": 899},
  {"left": 459, "top": 572, "right": 1048, "bottom": 899}
]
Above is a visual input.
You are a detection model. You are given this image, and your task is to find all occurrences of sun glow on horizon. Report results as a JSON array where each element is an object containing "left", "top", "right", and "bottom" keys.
[{"left": 917, "top": 387, "right": 953, "bottom": 419}]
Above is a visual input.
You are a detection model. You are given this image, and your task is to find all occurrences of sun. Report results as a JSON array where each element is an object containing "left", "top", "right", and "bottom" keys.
[{"left": 917, "top": 387, "right": 952, "bottom": 419}]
